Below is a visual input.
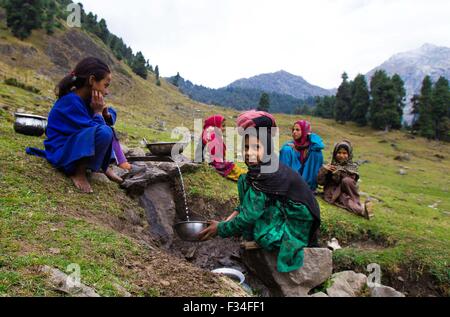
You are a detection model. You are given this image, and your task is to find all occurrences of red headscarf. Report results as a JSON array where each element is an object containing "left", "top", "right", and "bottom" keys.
[
  {"left": 203, "top": 115, "right": 225, "bottom": 130},
  {"left": 202, "top": 115, "right": 225, "bottom": 146},
  {"left": 293, "top": 120, "right": 312, "bottom": 164}
]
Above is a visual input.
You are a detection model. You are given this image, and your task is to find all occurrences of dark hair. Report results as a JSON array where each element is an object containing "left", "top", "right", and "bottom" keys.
[{"left": 56, "top": 57, "right": 111, "bottom": 99}]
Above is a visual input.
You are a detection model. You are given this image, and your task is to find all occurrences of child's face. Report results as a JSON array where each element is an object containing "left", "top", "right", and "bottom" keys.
[
  {"left": 90, "top": 73, "right": 112, "bottom": 97},
  {"left": 245, "top": 135, "right": 264, "bottom": 167},
  {"left": 335, "top": 148, "right": 349, "bottom": 163},
  {"left": 292, "top": 124, "right": 302, "bottom": 141}
]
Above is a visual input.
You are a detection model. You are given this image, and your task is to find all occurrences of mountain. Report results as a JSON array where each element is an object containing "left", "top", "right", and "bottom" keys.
[
  {"left": 167, "top": 75, "right": 316, "bottom": 114},
  {"left": 228, "top": 70, "right": 334, "bottom": 99},
  {"left": 366, "top": 43, "right": 450, "bottom": 124}
]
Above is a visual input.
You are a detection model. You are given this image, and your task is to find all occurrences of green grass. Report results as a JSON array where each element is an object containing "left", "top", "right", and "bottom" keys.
[
  {"left": 0, "top": 77, "right": 251, "bottom": 297},
  {"left": 181, "top": 114, "right": 450, "bottom": 296},
  {"left": 0, "top": 24, "right": 449, "bottom": 296}
]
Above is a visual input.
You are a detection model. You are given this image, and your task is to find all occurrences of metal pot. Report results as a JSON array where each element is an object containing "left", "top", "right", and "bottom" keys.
[
  {"left": 14, "top": 113, "right": 47, "bottom": 137},
  {"left": 143, "top": 139, "right": 188, "bottom": 157},
  {"left": 174, "top": 221, "right": 209, "bottom": 242}
]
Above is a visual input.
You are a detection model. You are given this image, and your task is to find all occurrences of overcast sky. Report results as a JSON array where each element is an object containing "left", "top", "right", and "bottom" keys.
[{"left": 80, "top": 0, "right": 450, "bottom": 89}]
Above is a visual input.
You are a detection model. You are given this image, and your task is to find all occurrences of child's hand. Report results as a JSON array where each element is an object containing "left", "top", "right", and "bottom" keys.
[
  {"left": 198, "top": 221, "right": 219, "bottom": 241},
  {"left": 91, "top": 90, "right": 106, "bottom": 114},
  {"left": 324, "top": 164, "right": 337, "bottom": 172}
]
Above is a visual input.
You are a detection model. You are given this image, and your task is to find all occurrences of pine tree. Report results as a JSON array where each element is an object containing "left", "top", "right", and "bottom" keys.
[
  {"left": 95, "top": 18, "right": 110, "bottom": 43},
  {"left": 369, "top": 70, "right": 399, "bottom": 131},
  {"left": 258, "top": 92, "right": 270, "bottom": 112},
  {"left": 391, "top": 74, "right": 406, "bottom": 129},
  {"left": 410, "top": 94, "right": 421, "bottom": 132},
  {"left": 43, "top": 0, "right": 58, "bottom": 35},
  {"left": 431, "top": 76, "right": 450, "bottom": 140},
  {"left": 417, "top": 76, "right": 434, "bottom": 138},
  {"left": 350, "top": 74, "right": 370, "bottom": 126},
  {"left": 155, "top": 65, "right": 160, "bottom": 84},
  {"left": 6, "top": 0, "right": 44, "bottom": 40},
  {"left": 131, "top": 52, "right": 148, "bottom": 79},
  {"left": 314, "top": 96, "right": 335, "bottom": 119},
  {"left": 146, "top": 60, "right": 153, "bottom": 72},
  {"left": 335, "top": 72, "right": 352, "bottom": 124}
]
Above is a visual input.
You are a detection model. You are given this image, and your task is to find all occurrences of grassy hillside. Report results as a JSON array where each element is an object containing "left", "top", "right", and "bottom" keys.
[{"left": 0, "top": 14, "right": 449, "bottom": 297}]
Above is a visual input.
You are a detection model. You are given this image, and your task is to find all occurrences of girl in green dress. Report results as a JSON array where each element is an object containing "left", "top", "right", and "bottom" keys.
[{"left": 199, "top": 111, "right": 321, "bottom": 273}]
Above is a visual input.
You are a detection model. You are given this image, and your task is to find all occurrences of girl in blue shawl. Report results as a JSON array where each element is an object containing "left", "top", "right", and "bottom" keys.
[
  {"left": 279, "top": 120, "right": 324, "bottom": 191},
  {"left": 26, "top": 57, "right": 123, "bottom": 193}
]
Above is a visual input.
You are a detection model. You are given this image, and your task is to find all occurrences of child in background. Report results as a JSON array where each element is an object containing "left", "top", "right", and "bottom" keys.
[
  {"left": 199, "top": 111, "right": 321, "bottom": 273},
  {"left": 317, "top": 140, "right": 373, "bottom": 220},
  {"left": 201, "top": 115, "right": 246, "bottom": 182}
]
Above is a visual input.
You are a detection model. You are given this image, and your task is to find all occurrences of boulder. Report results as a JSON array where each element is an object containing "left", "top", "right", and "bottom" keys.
[
  {"left": 394, "top": 154, "right": 411, "bottom": 162},
  {"left": 127, "top": 147, "right": 146, "bottom": 157},
  {"left": 242, "top": 248, "right": 333, "bottom": 297},
  {"left": 370, "top": 285, "right": 405, "bottom": 297},
  {"left": 89, "top": 172, "right": 111, "bottom": 184},
  {"left": 147, "top": 160, "right": 200, "bottom": 177},
  {"left": 310, "top": 292, "right": 329, "bottom": 297},
  {"left": 139, "top": 182, "right": 177, "bottom": 247},
  {"left": 326, "top": 271, "right": 368, "bottom": 297},
  {"left": 120, "top": 165, "right": 169, "bottom": 196}
]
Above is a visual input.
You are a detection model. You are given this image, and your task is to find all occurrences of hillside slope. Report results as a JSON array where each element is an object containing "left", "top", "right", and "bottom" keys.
[
  {"left": 0, "top": 14, "right": 449, "bottom": 297},
  {"left": 0, "top": 15, "right": 245, "bottom": 297}
]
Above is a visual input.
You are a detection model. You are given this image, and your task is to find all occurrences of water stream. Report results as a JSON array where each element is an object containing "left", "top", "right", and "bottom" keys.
[{"left": 175, "top": 162, "right": 190, "bottom": 222}]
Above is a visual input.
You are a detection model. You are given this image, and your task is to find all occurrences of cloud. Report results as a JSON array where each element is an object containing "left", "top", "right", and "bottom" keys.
[{"left": 80, "top": 0, "right": 450, "bottom": 89}]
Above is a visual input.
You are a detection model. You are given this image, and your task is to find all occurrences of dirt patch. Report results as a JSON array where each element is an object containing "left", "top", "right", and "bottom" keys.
[
  {"left": 346, "top": 239, "right": 389, "bottom": 251},
  {"left": 383, "top": 266, "right": 447, "bottom": 297},
  {"left": 51, "top": 200, "right": 246, "bottom": 296},
  {"left": 170, "top": 181, "right": 271, "bottom": 296}
]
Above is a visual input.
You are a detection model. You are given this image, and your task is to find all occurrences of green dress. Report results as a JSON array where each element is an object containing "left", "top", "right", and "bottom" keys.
[{"left": 218, "top": 174, "right": 314, "bottom": 273}]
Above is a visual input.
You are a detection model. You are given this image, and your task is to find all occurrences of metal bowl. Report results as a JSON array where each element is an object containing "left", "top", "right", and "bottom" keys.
[
  {"left": 211, "top": 268, "right": 245, "bottom": 285},
  {"left": 145, "top": 142, "right": 187, "bottom": 157},
  {"left": 174, "top": 221, "right": 209, "bottom": 242},
  {"left": 14, "top": 113, "right": 47, "bottom": 137}
]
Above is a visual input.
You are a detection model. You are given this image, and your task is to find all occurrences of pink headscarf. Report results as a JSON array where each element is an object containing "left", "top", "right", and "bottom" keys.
[
  {"left": 202, "top": 115, "right": 225, "bottom": 146},
  {"left": 236, "top": 110, "right": 276, "bottom": 129},
  {"left": 293, "top": 120, "right": 312, "bottom": 164},
  {"left": 202, "top": 115, "right": 234, "bottom": 176}
]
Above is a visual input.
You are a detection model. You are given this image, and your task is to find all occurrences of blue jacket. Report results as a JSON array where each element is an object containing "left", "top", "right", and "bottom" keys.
[
  {"left": 26, "top": 92, "right": 117, "bottom": 173},
  {"left": 279, "top": 133, "right": 325, "bottom": 191}
]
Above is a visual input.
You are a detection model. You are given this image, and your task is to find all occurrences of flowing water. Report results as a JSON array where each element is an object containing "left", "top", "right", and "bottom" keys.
[{"left": 175, "top": 162, "right": 190, "bottom": 221}]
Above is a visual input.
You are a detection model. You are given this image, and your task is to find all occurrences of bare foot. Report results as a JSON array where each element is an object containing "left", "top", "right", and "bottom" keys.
[
  {"left": 70, "top": 173, "right": 93, "bottom": 194},
  {"left": 105, "top": 167, "right": 123, "bottom": 184}
]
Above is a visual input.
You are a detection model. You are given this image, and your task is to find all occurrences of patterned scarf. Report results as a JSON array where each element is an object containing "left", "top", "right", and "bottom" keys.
[{"left": 331, "top": 140, "right": 359, "bottom": 177}]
